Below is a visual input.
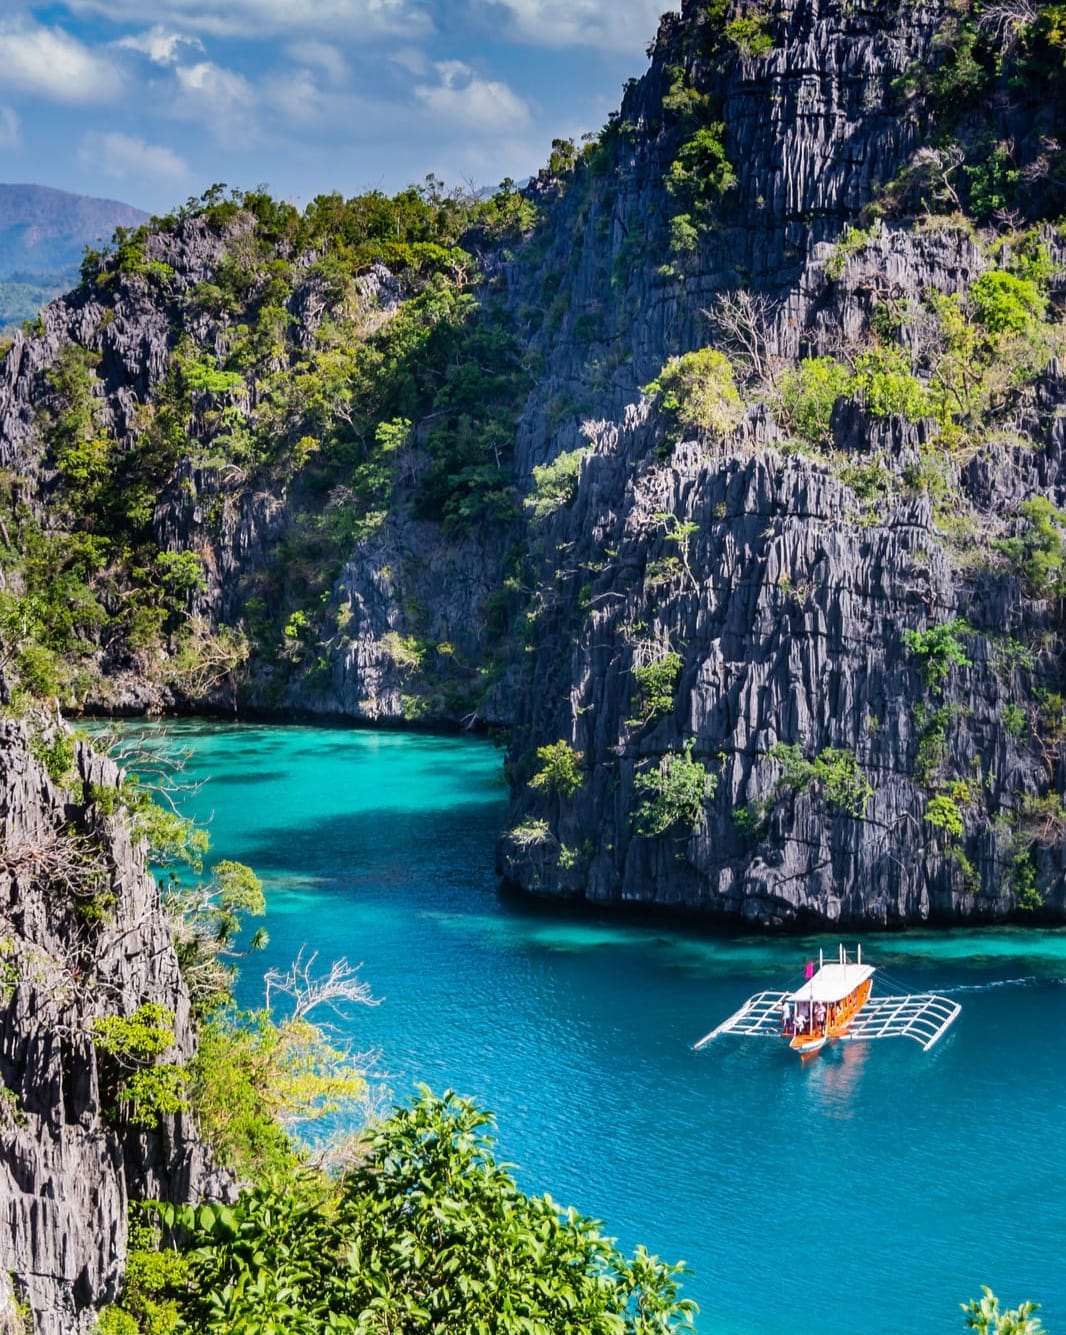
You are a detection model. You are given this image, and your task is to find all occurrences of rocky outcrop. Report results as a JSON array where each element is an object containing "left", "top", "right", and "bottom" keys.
[
  {"left": 489, "top": 0, "right": 1066, "bottom": 922},
  {"left": 498, "top": 386, "right": 1066, "bottom": 922},
  {"left": 0, "top": 715, "right": 225, "bottom": 1333}
]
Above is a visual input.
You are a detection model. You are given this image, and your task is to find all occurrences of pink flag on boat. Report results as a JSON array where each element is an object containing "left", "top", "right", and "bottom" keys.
[{"left": 804, "top": 960, "right": 815, "bottom": 980}]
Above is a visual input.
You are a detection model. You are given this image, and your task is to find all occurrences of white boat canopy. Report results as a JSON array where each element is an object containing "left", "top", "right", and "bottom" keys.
[{"left": 786, "top": 962, "right": 875, "bottom": 1004}]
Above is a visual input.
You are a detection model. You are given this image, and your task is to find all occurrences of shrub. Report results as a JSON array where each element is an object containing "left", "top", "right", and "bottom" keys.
[
  {"left": 852, "top": 345, "right": 929, "bottom": 420},
  {"left": 629, "top": 651, "right": 683, "bottom": 726},
  {"left": 632, "top": 741, "right": 716, "bottom": 836},
  {"left": 156, "top": 1089, "right": 698, "bottom": 1334},
  {"left": 770, "top": 743, "right": 873, "bottom": 817},
  {"left": 925, "top": 794, "right": 965, "bottom": 838},
  {"left": 995, "top": 496, "right": 1066, "bottom": 595},
  {"left": 666, "top": 125, "right": 737, "bottom": 208},
  {"left": 902, "top": 619, "right": 972, "bottom": 692},
  {"left": 969, "top": 270, "right": 1046, "bottom": 334},
  {"left": 91, "top": 1003, "right": 188, "bottom": 1129},
  {"left": 778, "top": 357, "right": 851, "bottom": 445},
  {"left": 724, "top": 15, "right": 773, "bottom": 56},
  {"left": 645, "top": 347, "right": 745, "bottom": 436},
  {"left": 1011, "top": 849, "right": 1043, "bottom": 911},
  {"left": 526, "top": 447, "right": 589, "bottom": 520},
  {"left": 529, "top": 740, "right": 584, "bottom": 798}
]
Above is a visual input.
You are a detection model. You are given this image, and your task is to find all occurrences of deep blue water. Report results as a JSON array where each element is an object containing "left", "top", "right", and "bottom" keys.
[{"left": 113, "top": 720, "right": 1066, "bottom": 1335}]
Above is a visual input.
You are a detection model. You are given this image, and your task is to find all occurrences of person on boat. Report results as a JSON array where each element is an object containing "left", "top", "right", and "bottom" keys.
[
  {"left": 782, "top": 1001, "right": 793, "bottom": 1034},
  {"left": 814, "top": 1001, "right": 827, "bottom": 1032}
]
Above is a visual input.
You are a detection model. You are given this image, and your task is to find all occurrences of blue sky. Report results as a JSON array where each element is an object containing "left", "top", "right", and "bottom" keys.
[{"left": 0, "top": 1, "right": 675, "bottom": 214}]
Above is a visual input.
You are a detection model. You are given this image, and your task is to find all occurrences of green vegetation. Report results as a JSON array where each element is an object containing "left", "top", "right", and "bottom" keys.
[
  {"left": 963, "top": 1286, "right": 1044, "bottom": 1334},
  {"left": 646, "top": 348, "right": 745, "bottom": 438},
  {"left": 529, "top": 740, "right": 584, "bottom": 798},
  {"left": 770, "top": 743, "right": 874, "bottom": 817},
  {"left": 902, "top": 620, "right": 973, "bottom": 693},
  {"left": 91, "top": 1003, "right": 187, "bottom": 1130},
  {"left": 629, "top": 651, "right": 684, "bottom": 727},
  {"left": 775, "top": 261, "right": 1063, "bottom": 454},
  {"left": 724, "top": 13, "right": 774, "bottom": 57},
  {"left": 995, "top": 496, "right": 1066, "bottom": 595},
  {"left": 737, "top": 743, "right": 874, "bottom": 832},
  {"left": 925, "top": 793, "right": 966, "bottom": 838},
  {"left": 0, "top": 179, "right": 539, "bottom": 711},
  {"left": 824, "top": 225, "right": 874, "bottom": 281},
  {"left": 778, "top": 357, "right": 852, "bottom": 445},
  {"left": 526, "top": 446, "right": 589, "bottom": 521},
  {"left": 632, "top": 741, "right": 716, "bottom": 837},
  {"left": 913, "top": 704, "right": 957, "bottom": 788},
  {"left": 120, "top": 1088, "right": 696, "bottom": 1335}
]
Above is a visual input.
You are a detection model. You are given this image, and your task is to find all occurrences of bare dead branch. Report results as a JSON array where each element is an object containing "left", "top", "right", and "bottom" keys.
[{"left": 264, "top": 947, "right": 381, "bottom": 1027}]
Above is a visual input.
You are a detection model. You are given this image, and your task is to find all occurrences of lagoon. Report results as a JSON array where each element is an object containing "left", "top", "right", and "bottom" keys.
[{"left": 126, "top": 719, "right": 1066, "bottom": 1335}]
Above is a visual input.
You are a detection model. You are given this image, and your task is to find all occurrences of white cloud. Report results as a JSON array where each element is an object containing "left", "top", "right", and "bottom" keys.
[
  {"left": 60, "top": 0, "right": 432, "bottom": 41},
  {"left": 0, "top": 18, "right": 121, "bottom": 103},
  {"left": 475, "top": 0, "right": 676, "bottom": 51},
  {"left": 116, "top": 25, "right": 204, "bottom": 66},
  {"left": 0, "top": 107, "right": 20, "bottom": 149},
  {"left": 389, "top": 46, "right": 430, "bottom": 77},
  {"left": 415, "top": 61, "right": 530, "bottom": 133},
  {"left": 267, "top": 69, "right": 325, "bottom": 124},
  {"left": 172, "top": 60, "right": 259, "bottom": 146},
  {"left": 78, "top": 130, "right": 191, "bottom": 183},
  {"left": 286, "top": 40, "right": 348, "bottom": 86}
]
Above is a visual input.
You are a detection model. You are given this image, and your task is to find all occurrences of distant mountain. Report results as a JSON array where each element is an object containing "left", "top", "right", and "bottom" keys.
[{"left": 0, "top": 183, "right": 148, "bottom": 328}]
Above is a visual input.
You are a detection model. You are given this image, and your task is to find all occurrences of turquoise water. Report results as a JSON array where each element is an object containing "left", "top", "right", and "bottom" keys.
[{"left": 118, "top": 720, "right": 1066, "bottom": 1335}]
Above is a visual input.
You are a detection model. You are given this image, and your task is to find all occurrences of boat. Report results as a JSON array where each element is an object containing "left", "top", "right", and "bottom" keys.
[{"left": 693, "top": 944, "right": 961, "bottom": 1056}]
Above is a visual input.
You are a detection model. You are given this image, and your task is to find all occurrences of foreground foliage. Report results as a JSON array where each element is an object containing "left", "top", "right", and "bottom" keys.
[{"left": 115, "top": 1089, "right": 697, "bottom": 1335}]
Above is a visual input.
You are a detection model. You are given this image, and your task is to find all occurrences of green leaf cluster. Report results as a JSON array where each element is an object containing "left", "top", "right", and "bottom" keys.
[
  {"left": 768, "top": 742, "right": 874, "bottom": 818},
  {"left": 91, "top": 1003, "right": 188, "bottom": 1130},
  {"left": 525, "top": 447, "right": 589, "bottom": 521},
  {"left": 632, "top": 741, "right": 716, "bottom": 837},
  {"left": 628, "top": 651, "right": 683, "bottom": 727},
  {"left": 141, "top": 1088, "right": 697, "bottom": 1335},
  {"left": 925, "top": 793, "right": 965, "bottom": 838},
  {"left": 529, "top": 740, "right": 584, "bottom": 798},
  {"left": 995, "top": 496, "right": 1066, "bottom": 595},
  {"left": 778, "top": 357, "right": 853, "bottom": 444},
  {"left": 902, "top": 620, "right": 973, "bottom": 693},
  {"left": 962, "top": 1284, "right": 1044, "bottom": 1334},
  {"left": 646, "top": 347, "right": 744, "bottom": 437}
]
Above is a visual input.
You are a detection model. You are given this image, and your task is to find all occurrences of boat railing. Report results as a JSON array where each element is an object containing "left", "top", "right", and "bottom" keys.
[{"left": 843, "top": 992, "right": 961, "bottom": 1051}]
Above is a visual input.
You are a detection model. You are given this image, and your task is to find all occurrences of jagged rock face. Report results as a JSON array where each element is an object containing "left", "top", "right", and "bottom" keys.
[
  {"left": 505, "top": 0, "right": 947, "bottom": 472},
  {"left": 0, "top": 720, "right": 224, "bottom": 1333},
  {"left": 498, "top": 367, "right": 1066, "bottom": 922},
  {"left": 489, "top": 0, "right": 1066, "bottom": 922}
]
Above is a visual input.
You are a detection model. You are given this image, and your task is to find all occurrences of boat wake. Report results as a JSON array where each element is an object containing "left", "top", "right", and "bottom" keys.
[{"left": 940, "top": 975, "right": 1056, "bottom": 995}]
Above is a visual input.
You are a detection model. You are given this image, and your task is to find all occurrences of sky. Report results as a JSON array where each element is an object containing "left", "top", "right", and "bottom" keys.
[{"left": 0, "top": 0, "right": 678, "bottom": 215}]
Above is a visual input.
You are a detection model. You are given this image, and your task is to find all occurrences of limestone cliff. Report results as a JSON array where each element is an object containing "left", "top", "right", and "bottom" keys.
[
  {"left": 493, "top": 0, "right": 1066, "bottom": 921},
  {"left": 0, "top": 0, "right": 1065, "bottom": 924},
  {"left": 0, "top": 712, "right": 224, "bottom": 1333}
]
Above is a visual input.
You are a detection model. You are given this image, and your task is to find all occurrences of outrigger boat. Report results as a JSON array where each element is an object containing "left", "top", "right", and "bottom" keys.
[{"left": 694, "top": 944, "right": 961, "bottom": 1056}]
